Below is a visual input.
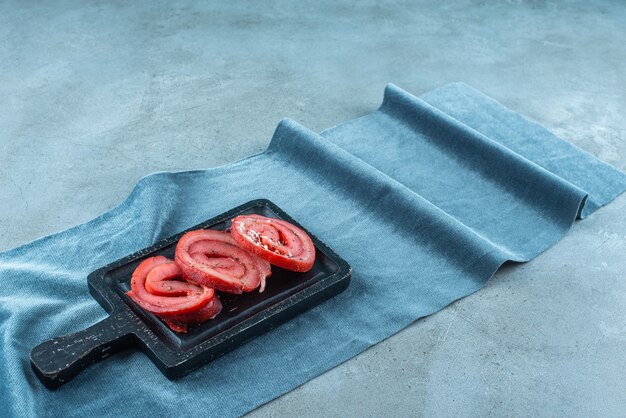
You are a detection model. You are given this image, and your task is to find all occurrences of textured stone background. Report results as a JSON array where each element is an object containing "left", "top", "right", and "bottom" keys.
[{"left": 1, "top": 1, "right": 624, "bottom": 416}]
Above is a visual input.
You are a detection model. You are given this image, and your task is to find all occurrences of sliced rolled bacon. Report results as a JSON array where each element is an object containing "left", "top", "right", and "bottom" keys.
[
  {"left": 126, "top": 255, "right": 222, "bottom": 333},
  {"left": 230, "top": 214, "right": 315, "bottom": 272},
  {"left": 175, "top": 229, "right": 272, "bottom": 294}
]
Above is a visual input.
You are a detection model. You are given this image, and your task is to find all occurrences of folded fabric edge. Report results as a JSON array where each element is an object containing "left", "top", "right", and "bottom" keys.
[
  {"left": 418, "top": 82, "right": 626, "bottom": 219},
  {"left": 267, "top": 117, "right": 587, "bottom": 265},
  {"left": 379, "top": 83, "right": 588, "bottom": 227}
]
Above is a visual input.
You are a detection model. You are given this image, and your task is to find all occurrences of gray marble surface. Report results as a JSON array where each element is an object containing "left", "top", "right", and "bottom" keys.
[{"left": 1, "top": 1, "right": 624, "bottom": 416}]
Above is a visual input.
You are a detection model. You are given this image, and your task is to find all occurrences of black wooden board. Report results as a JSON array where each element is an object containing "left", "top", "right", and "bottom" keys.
[{"left": 30, "top": 199, "right": 351, "bottom": 389}]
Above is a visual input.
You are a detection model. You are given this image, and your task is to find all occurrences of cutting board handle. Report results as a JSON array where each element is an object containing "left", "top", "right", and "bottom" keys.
[{"left": 30, "top": 311, "right": 134, "bottom": 389}]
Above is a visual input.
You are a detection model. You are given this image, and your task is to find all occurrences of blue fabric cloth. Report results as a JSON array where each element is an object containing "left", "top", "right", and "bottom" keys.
[{"left": 1, "top": 83, "right": 625, "bottom": 417}]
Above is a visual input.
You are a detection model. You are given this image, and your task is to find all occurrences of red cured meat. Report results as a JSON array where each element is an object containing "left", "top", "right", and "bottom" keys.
[
  {"left": 175, "top": 229, "right": 272, "bottom": 294},
  {"left": 126, "top": 255, "right": 222, "bottom": 333},
  {"left": 230, "top": 214, "right": 315, "bottom": 272}
]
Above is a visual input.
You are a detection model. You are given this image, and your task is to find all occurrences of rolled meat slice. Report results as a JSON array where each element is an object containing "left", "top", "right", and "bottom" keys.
[
  {"left": 175, "top": 229, "right": 272, "bottom": 294},
  {"left": 230, "top": 214, "right": 315, "bottom": 272},
  {"left": 126, "top": 255, "right": 222, "bottom": 333}
]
